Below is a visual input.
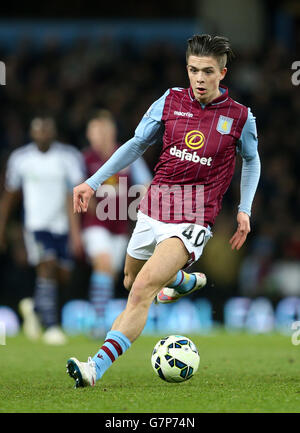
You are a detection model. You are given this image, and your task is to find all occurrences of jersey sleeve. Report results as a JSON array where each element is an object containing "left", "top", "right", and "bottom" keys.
[
  {"left": 134, "top": 89, "right": 170, "bottom": 145},
  {"left": 237, "top": 108, "right": 261, "bottom": 216},
  {"left": 238, "top": 108, "right": 258, "bottom": 160},
  {"left": 5, "top": 150, "right": 22, "bottom": 191},
  {"left": 130, "top": 157, "right": 153, "bottom": 185}
]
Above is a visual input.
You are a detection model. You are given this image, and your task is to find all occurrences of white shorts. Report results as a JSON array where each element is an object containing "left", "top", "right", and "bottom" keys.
[
  {"left": 127, "top": 211, "right": 212, "bottom": 268},
  {"left": 82, "top": 226, "right": 128, "bottom": 272}
]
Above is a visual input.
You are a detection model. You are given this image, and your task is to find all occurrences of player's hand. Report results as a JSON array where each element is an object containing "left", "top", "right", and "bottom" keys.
[
  {"left": 229, "top": 211, "right": 250, "bottom": 250},
  {"left": 73, "top": 182, "right": 95, "bottom": 213}
]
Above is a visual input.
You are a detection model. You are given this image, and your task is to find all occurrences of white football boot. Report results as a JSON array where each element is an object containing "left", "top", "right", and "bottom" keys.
[
  {"left": 18, "top": 298, "right": 42, "bottom": 340},
  {"left": 66, "top": 357, "right": 96, "bottom": 388},
  {"left": 43, "top": 326, "right": 67, "bottom": 345},
  {"left": 155, "top": 272, "right": 207, "bottom": 304}
]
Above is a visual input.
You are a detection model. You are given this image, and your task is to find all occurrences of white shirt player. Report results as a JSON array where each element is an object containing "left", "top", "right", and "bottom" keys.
[{"left": 5, "top": 141, "right": 85, "bottom": 234}]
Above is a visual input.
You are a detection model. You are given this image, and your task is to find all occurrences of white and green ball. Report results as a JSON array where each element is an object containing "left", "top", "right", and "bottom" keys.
[{"left": 151, "top": 335, "right": 200, "bottom": 383}]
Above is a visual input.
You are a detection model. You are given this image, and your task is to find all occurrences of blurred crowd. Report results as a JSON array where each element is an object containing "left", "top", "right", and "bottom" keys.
[{"left": 0, "top": 33, "right": 299, "bottom": 318}]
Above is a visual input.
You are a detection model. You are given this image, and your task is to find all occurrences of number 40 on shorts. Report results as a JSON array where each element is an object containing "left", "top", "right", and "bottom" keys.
[{"left": 182, "top": 224, "right": 206, "bottom": 247}]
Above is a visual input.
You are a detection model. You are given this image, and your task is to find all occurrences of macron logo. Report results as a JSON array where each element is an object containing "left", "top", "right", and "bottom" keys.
[
  {"left": 170, "top": 145, "right": 212, "bottom": 165},
  {"left": 174, "top": 110, "right": 193, "bottom": 118}
]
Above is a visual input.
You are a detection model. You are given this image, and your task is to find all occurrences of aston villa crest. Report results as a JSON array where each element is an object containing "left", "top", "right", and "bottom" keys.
[{"left": 216, "top": 115, "right": 233, "bottom": 135}]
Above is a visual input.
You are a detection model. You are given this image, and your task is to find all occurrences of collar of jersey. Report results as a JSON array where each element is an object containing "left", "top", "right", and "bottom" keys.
[{"left": 188, "top": 85, "right": 229, "bottom": 107}]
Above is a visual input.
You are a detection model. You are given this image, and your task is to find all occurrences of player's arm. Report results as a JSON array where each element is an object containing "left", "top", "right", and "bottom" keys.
[
  {"left": 0, "top": 189, "right": 21, "bottom": 250},
  {"left": 130, "top": 157, "right": 153, "bottom": 187},
  {"left": 230, "top": 108, "right": 261, "bottom": 250},
  {"left": 0, "top": 153, "right": 22, "bottom": 250},
  {"left": 73, "top": 137, "right": 156, "bottom": 213},
  {"left": 73, "top": 91, "right": 169, "bottom": 214}
]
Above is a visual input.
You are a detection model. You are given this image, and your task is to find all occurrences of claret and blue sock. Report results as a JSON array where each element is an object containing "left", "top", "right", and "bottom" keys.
[
  {"left": 92, "top": 330, "right": 131, "bottom": 380},
  {"left": 89, "top": 271, "right": 114, "bottom": 332},
  {"left": 34, "top": 277, "right": 58, "bottom": 328},
  {"left": 168, "top": 270, "right": 196, "bottom": 294}
]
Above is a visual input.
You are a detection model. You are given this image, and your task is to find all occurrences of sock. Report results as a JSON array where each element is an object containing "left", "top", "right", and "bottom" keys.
[
  {"left": 34, "top": 277, "right": 58, "bottom": 328},
  {"left": 168, "top": 270, "right": 197, "bottom": 294},
  {"left": 89, "top": 272, "right": 114, "bottom": 328},
  {"left": 92, "top": 330, "right": 131, "bottom": 380}
]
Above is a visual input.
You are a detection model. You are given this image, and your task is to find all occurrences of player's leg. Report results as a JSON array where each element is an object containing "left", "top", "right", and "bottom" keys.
[
  {"left": 123, "top": 253, "right": 147, "bottom": 291},
  {"left": 110, "top": 210, "right": 153, "bottom": 328},
  {"left": 82, "top": 227, "right": 113, "bottom": 332},
  {"left": 112, "top": 237, "right": 189, "bottom": 340},
  {"left": 27, "top": 231, "right": 69, "bottom": 344},
  {"left": 81, "top": 237, "right": 189, "bottom": 385},
  {"left": 67, "top": 237, "right": 189, "bottom": 387},
  {"left": 20, "top": 255, "right": 66, "bottom": 342},
  {"left": 42, "top": 232, "right": 76, "bottom": 344},
  {"left": 156, "top": 271, "right": 207, "bottom": 303},
  {"left": 122, "top": 210, "right": 156, "bottom": 291},
  {"left": 82, "top": 226, "right": 127, "bottom": 336},
  {"left": 111, "top": 253, "right": 147, "bottom": 330},
  {"left": 20, "top": 230, "right": 59, "bottom": 341},
  {"left": 163, "top": 270, "right": 202, "bottom": 294},
  {"left": 66, "top": 253, "right": 140, "bottom": 387},
  {"left": 156, "top": 223, "right": 212, "bottom": 304},
  {"left": 89, "top": 252, "right": 114, "bottom": 336},
  {"left": 66, "top": 210, "right": 155, "bottom": 387},
  {"left": 35, "top": 258, "right": 58, "bottom": 328}
]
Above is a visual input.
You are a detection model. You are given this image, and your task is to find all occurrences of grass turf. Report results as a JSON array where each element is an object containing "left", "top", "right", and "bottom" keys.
[{"left": 0, "top": 331, "right": 299, "bottom": 413}]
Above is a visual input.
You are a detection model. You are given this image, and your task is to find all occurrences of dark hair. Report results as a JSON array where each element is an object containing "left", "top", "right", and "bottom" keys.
[
  {"left": 186, "top": 34, "right": 234, "bottom": 69},
  {"left": 88, "top": 109, "right": 115, "bottom": 123}
]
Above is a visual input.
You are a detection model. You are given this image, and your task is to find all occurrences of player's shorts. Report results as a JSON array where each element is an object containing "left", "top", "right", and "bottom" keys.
[
  {"left": 82, "top": 226, "right": 128, "bottom": 272},
  {"left": 23, "top": 230, "right": 72, "bottom": 269},
  {"left": 127, "top": 210, "right": 212, "bottom": 268}
]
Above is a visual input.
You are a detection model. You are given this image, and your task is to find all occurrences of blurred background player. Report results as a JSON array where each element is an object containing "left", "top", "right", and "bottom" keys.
[
  {"left": 81, "top": 110, "right": 152, "bottom": 336},
  {"left": 0, "top": 116, "right": 85, "bottom": 344}
]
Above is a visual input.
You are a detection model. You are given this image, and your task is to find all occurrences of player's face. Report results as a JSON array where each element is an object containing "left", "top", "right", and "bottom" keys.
[
  {"left": 86, "top": 119, "right": 116, "bottom": 154},
  {"left": 86, "top": 120, "right": 105, "bottom": 148},
  {"left": 187, "top": 55, "right": 227, "bottom": 104},
  {"left": 30, "top": 119, "right": 56, "bottom": 150}
]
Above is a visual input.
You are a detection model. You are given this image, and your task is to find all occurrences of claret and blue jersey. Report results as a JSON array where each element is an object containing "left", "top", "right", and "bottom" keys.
[
  {"left": 86, "top": 85, "right": 260, "bottom": 228},
  {"left": 137, "top": 85, "right": 259, "bottom": 226}
]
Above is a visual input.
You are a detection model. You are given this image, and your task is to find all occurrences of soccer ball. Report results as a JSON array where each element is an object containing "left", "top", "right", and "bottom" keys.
[{"left": 151, "top": 335, "right": 200, "bottom": 382}]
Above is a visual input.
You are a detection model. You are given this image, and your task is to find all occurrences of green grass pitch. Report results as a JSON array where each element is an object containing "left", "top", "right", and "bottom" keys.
[{"left": 0, "top": 331, "right": 299, "bottom": 413}]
